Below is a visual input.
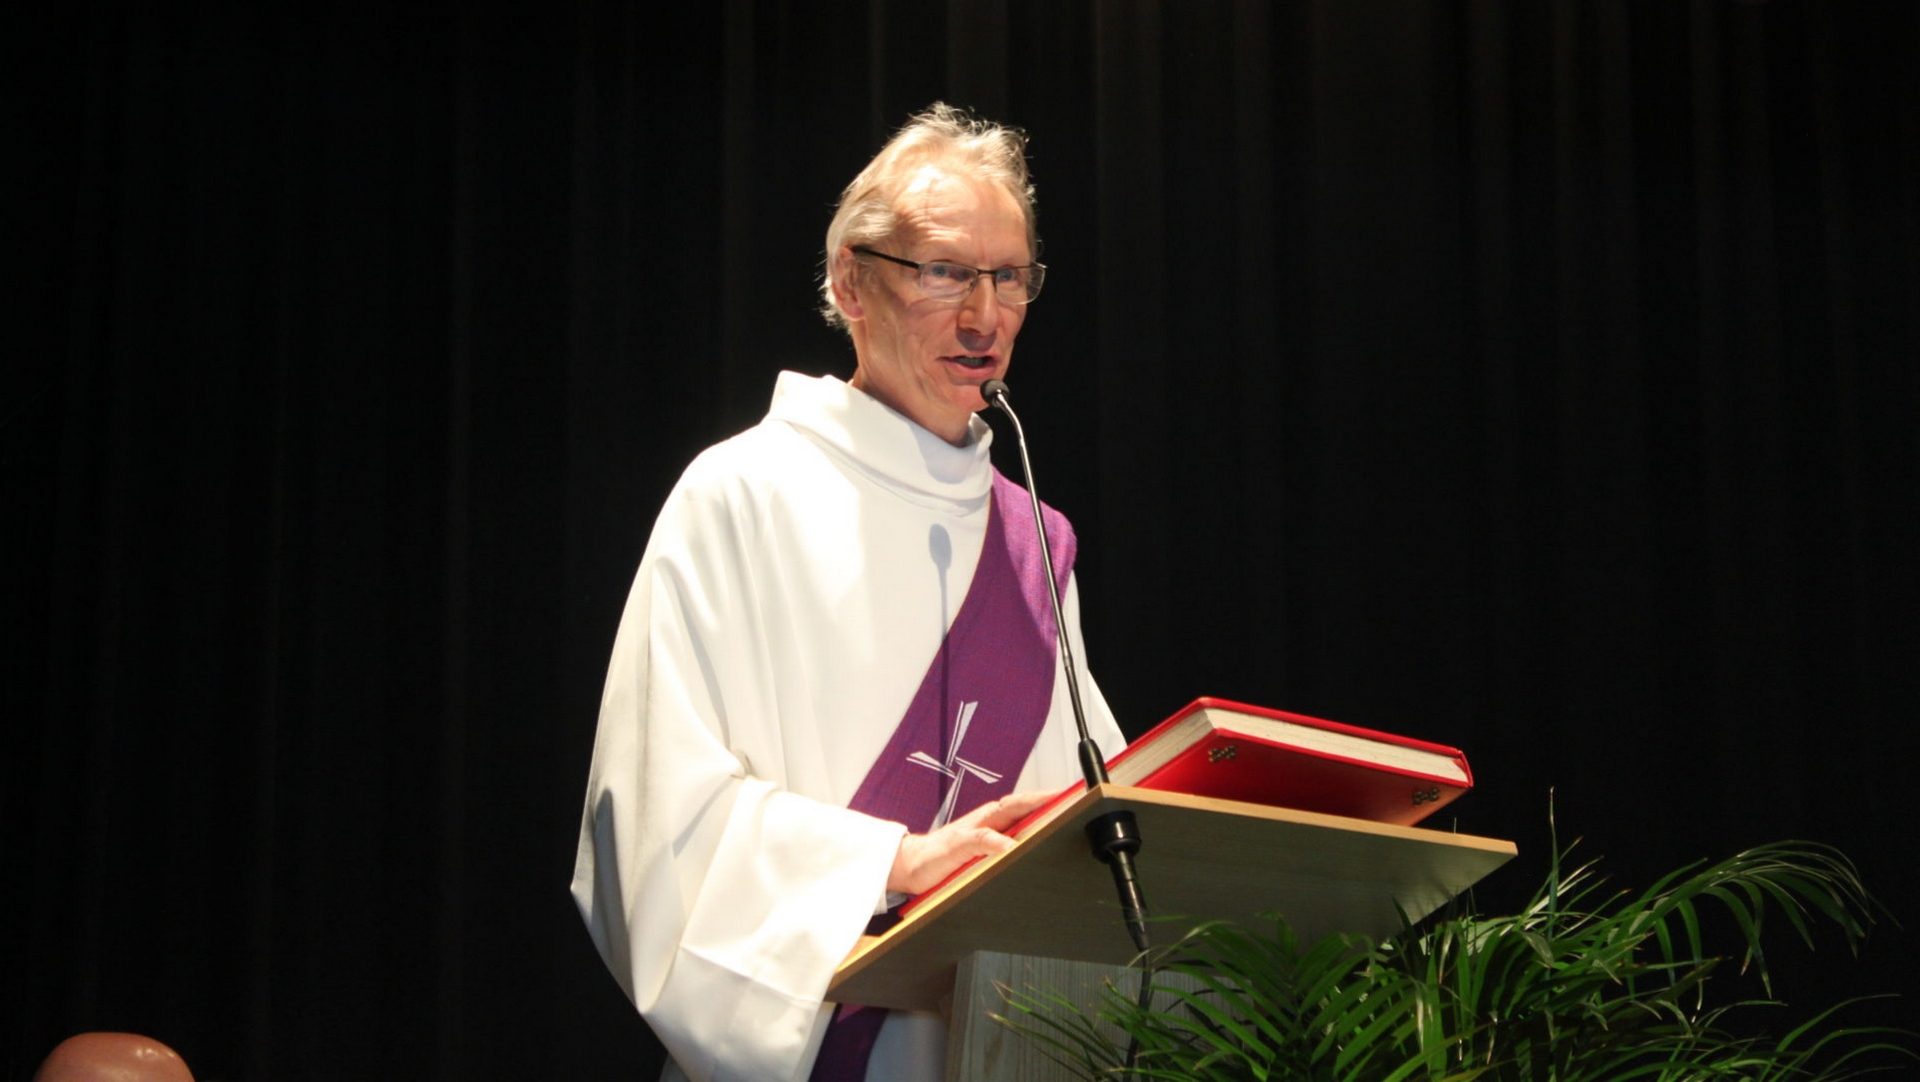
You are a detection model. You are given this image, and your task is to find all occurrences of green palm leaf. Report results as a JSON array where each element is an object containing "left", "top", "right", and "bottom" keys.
[{"left": 1000, "top": 837, "right": 1913, "bottom": 1081}]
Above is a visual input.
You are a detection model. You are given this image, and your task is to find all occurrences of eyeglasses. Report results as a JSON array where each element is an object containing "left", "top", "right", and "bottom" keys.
[{"left": 851, "top": 246, "right": 1047, "bottom": 305}]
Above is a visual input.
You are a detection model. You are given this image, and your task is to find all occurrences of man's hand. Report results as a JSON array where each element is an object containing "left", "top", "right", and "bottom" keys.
[{"left": 887, "top": 789, "right": 1056, "bottom": 896}]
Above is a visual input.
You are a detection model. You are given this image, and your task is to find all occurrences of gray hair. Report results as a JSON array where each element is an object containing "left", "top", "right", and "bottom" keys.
[{"left": 819, "top": 103, "right": 1038, "bottom": 330}]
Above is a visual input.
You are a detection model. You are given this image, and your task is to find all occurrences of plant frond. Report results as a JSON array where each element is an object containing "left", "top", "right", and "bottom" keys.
[{"left": 999, "top": 835, "right": 1909, "bottom": 1081}]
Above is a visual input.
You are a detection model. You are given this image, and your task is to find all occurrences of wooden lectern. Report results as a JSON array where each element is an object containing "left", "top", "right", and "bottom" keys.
[{"left": 830, "top": 784, "right": 1516, "bottom": 1081}]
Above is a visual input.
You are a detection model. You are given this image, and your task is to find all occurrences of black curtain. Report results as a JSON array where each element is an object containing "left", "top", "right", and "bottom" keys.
[{"left": 10, "top": 3, "right": 1917, "bottom": 1078}]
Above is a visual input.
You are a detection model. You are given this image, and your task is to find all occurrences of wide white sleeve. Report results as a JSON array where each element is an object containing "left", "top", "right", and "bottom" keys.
[{"left": 570, "top": 476, "right": 908, "bottom": 1082}]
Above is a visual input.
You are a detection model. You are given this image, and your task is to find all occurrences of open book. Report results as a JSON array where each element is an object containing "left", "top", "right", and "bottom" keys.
[
  {"left": 895, "top": 696, "right": 1475, "bottom": 918},
  {"left": 1085, "top": 696, "right": 1472, "bottom": 826}
]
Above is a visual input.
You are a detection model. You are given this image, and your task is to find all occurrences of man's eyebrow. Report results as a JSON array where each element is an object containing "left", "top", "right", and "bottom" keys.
[{"left": 918, "top": 250, "right": 1030, "bottom": 267}]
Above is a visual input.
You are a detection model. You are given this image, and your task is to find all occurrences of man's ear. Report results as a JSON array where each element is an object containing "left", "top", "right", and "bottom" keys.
[{"left": 830, "top": 246, "right": 865, "bottom": 322}]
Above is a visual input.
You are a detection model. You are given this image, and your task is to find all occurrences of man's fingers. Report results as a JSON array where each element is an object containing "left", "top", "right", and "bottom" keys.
[
  {"left": 954, "top": 788, "right": 1058, "bottom": 833},
  {"left": 988, "top": 788, "right": 1057, "bottom": 825},
  {"left": 888, "top": 795, "right": 1054, "bottom": 895},
  {"left": 966, "top": 825, "right": 1018, "bottom": 858}
]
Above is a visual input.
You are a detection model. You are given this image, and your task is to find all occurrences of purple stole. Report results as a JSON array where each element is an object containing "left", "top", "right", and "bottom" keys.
[{"left": 808, "top": 470, "right": 1075, "bottom": 1082}]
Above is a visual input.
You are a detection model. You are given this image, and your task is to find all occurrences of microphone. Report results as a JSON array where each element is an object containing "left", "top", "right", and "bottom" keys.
[{"left": 980, "top": 379, "right": 1150, "bottom": 953}]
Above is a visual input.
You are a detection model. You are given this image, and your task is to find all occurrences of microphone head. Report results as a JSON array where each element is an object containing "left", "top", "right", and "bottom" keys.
[{"left": 979, "top": 379, "right": 1011, "bottom": 411}]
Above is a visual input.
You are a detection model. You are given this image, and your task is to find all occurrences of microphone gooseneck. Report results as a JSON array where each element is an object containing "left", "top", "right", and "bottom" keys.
[
  {"left": 981, "top": 380, "right": 1102, "bottom": 782},
  {"left": 981, "top": 379, "right": 1150, "bottom": 954}
]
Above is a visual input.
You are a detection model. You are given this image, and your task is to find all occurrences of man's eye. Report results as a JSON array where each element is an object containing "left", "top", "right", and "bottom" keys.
[
  {"left": 992, "top": 267, "right": 1022, "bottom": 286},
  {"left": 924, "top": 262, "right": 969, "bottom": 282}
]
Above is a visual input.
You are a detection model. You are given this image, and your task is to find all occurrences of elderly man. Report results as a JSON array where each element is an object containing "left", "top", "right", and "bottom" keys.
[{"left": 572, "top": 103, "right": 1124, "bottom": 1081}]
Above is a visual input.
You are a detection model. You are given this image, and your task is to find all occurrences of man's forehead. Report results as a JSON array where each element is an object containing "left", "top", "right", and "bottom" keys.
[
  {"left": 889, "top": 164, "right": 1028, "bottom": 248},
  {"left": 893, "top": 164, "right": 988, "bottom": 219},
  {"left": 898, "top": 162, "right": 969, "bottom": 198}
]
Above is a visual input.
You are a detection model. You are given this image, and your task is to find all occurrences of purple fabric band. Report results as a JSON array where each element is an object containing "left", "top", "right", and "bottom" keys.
[
  {"left": 809, "top": 1004, "right": 888, "bottom": 1082},
  {"left": 808, "top": 470, "right": 1075, "bottom": 1082}
]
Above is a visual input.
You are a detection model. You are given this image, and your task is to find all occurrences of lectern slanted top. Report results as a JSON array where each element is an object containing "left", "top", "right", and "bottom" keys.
[{"left": 830, "top": 784, "right": 1517, "bottom": 1012}]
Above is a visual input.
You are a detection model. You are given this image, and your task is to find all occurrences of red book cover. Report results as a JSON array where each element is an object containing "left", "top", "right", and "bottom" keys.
[{"left": 1106, "top": 697, "right": 1473, "bottom": 827}]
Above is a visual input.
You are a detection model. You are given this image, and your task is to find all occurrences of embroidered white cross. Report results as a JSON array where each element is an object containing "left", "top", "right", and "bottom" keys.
[{"left": 907, "top": 700, "right": 1003, "bottom": 829}]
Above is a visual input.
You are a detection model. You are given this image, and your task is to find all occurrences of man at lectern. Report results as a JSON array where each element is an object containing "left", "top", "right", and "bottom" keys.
[{"left": 571, "top": 103, "right": 1125, "bottom": 1081}]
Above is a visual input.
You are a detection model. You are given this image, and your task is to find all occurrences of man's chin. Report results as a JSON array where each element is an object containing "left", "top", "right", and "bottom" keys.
[{"left": 951, "top": 376, "right": 999, "bottom": 406}]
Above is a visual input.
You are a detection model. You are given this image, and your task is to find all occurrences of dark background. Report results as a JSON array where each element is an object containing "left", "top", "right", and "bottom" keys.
[{"left": 9, "top": 3, "right": 1917, "bottom": 1079}]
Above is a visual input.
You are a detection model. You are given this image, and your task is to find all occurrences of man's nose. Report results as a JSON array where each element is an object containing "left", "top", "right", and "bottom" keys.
[{"left": 956, "top": 276, "right": 1003, "bottom": 334}]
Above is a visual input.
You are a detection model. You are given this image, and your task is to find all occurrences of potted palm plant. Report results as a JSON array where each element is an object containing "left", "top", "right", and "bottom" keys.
[{"left": 1001, "top": 836, "right": 1914, "bottom": 1080}]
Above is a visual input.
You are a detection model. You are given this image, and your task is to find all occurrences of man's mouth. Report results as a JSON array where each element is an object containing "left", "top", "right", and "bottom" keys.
[{"left": 947, "top": 354, "right": 995, "bottom": 370}]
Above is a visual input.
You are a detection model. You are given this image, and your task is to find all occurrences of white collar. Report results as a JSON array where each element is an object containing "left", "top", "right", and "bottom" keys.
[{"left": 766, "top": 371, "right": 994, "bottom": 507}]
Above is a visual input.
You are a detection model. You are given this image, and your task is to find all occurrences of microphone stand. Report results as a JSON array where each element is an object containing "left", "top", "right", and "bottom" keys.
[{"left": 980, "top": 379, "right": 1151, "bottom": 955}]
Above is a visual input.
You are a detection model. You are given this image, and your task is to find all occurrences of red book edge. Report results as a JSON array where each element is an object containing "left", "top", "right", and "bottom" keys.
[{"left": 1140, "top": 697, "right": 1475, "bottom": 790}]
